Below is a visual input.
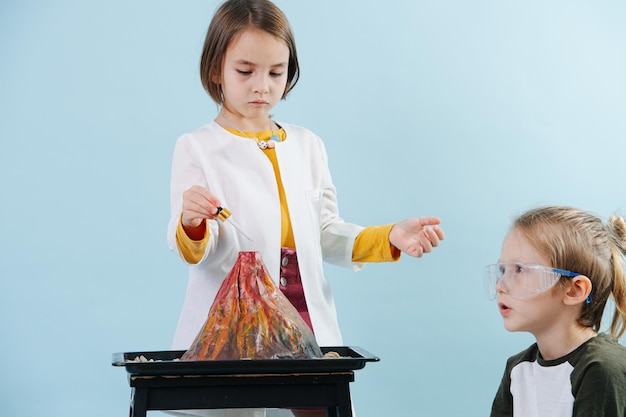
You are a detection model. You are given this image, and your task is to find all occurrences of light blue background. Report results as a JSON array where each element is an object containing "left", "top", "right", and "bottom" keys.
[{"left": 1, "top": 1, "right": 625, "bottom": 416}]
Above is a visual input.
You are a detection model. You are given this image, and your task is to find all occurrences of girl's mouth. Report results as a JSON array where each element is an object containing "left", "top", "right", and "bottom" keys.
[{"left": 498, "top": 302, "right": 512, "bottom": 316}]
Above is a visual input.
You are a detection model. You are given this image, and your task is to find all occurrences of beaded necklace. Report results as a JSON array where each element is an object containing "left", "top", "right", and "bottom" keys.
[{"left": 219, "top": 113, "right": 280, "bottom": 149}]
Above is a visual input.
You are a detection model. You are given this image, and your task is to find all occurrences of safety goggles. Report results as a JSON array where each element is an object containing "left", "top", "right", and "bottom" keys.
[{"left": 483, "top": 262, "right": 580, "bottom": 300}]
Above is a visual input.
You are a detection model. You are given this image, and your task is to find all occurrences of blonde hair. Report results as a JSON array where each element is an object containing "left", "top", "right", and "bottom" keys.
[
  {"left": 513, "top": 206, "right": 626, "bottom": 338},
  {"left": 199, "top": 0, "right": 300, "bottom": 104}
]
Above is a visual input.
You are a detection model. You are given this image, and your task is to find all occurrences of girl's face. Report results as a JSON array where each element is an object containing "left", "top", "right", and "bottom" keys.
[
  {"left": 219, "top": 28, "right": 290, "bottom": 126},
  {"left": 496, "top": 229, "right": 566, "bottom": 337}
]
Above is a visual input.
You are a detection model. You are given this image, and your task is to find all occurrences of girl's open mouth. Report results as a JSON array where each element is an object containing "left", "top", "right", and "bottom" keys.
[{"left": 498, "top": 302, "right": 512, "bottom": 316}]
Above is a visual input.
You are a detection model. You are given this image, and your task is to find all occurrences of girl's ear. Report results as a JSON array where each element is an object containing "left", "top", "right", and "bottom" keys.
[{"left": 563, "top": 275, "right": 592, "bottom": 306}]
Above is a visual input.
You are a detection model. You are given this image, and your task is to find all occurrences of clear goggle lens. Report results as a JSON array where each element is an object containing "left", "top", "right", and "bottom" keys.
[{"left": 483, "top": 262, "right": 580, "bottom": 300}]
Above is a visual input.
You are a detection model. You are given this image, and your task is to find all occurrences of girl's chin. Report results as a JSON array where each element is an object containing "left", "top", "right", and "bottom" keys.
[
  {"left": 503, "top": 323, "right": 520, "bottom": 332},
  {"left": 502, "top": 318, "right": 524, "bottom": 333}
]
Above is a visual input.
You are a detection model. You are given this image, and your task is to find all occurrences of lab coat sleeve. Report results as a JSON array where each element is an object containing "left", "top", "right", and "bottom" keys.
[
  {"left": 167, "top": 134, "right": 219, "bottom": 264},
  {"left": 313, "top": 135, "right": 366, "bottom": 270}
]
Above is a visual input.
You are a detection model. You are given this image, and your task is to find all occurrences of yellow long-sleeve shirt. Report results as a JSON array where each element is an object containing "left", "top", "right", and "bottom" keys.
[{"left": 176, "top": 127, "right": 401, "bottom": 264}]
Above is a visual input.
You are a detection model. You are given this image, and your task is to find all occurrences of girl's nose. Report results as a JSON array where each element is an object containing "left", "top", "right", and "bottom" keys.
[
  {"left": 495, "top": 278, "right": 505, "bottom": 294},
  {"left": 253, "top": 74, "right": 270, "bottom": 94}
]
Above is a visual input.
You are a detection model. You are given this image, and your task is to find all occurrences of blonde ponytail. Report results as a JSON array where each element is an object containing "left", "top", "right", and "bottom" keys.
[{"left": 608, "top": 214, "right": 626, "bottom": 339}]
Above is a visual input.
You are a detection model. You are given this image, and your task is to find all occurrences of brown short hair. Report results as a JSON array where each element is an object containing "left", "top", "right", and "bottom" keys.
[{"left": 199, "top": 0, "right": 300, "bottom": 104}]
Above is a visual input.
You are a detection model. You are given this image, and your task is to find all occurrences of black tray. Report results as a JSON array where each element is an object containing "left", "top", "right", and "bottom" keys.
[{"left": 112, "top": 346, "right": 379, "bottom": 376}]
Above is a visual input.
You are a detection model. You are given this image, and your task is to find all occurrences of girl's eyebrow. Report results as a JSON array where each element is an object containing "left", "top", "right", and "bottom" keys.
[{"left": 234, "top": 59, "right": 288, "bottom": 69}]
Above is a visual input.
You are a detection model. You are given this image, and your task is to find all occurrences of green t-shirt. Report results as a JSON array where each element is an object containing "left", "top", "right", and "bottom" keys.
[{"left": 490, "top": 333, "right": 626, "bottom": 417}]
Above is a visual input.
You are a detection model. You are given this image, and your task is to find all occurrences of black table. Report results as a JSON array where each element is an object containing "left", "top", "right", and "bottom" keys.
[{"left": 113, "top": 347, "right": 379, "bottom": 417}]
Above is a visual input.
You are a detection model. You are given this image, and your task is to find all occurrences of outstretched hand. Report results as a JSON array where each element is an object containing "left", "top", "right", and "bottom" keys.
[{"left": 389, "top": 217, "right": 445, "bottom": 258}]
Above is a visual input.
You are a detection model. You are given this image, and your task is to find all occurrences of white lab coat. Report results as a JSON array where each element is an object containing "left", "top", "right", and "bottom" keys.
[{"left": 167, "top": 120, "right": 366, "bottom": 352}]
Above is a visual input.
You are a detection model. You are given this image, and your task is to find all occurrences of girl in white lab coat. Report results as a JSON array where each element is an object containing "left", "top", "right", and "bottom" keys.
[{"left": 167, "top": 1, "right": 445, "bottom": 416}]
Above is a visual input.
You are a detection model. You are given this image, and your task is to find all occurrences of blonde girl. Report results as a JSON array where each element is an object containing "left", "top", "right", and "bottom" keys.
[{"left": 485, "top": 206, "right": 626, "bottom": 417}]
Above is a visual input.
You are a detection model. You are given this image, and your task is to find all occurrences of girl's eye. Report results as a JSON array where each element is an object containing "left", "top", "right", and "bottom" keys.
[
  {"left": 498, "top": 263, "right": 525, "bottom": 276},
  {"left": 236, "top": 69, "right": 252, "bottom": 75},
  {"left": 270, "top": 72, "right": 283, "bottom": 77}
]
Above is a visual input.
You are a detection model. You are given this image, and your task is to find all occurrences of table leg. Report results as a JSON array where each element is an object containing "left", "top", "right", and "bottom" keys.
[
  {"left": 336, "top": 383, "right": 352, "bottom": 417},
  {"left": 130, "top": 387, "right": 148, "bottom": 417}
]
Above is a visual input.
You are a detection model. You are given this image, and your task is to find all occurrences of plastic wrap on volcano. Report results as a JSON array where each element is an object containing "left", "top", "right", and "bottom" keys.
[{"left": 182, "top": 251, "right": 322, "bottom": 360}]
